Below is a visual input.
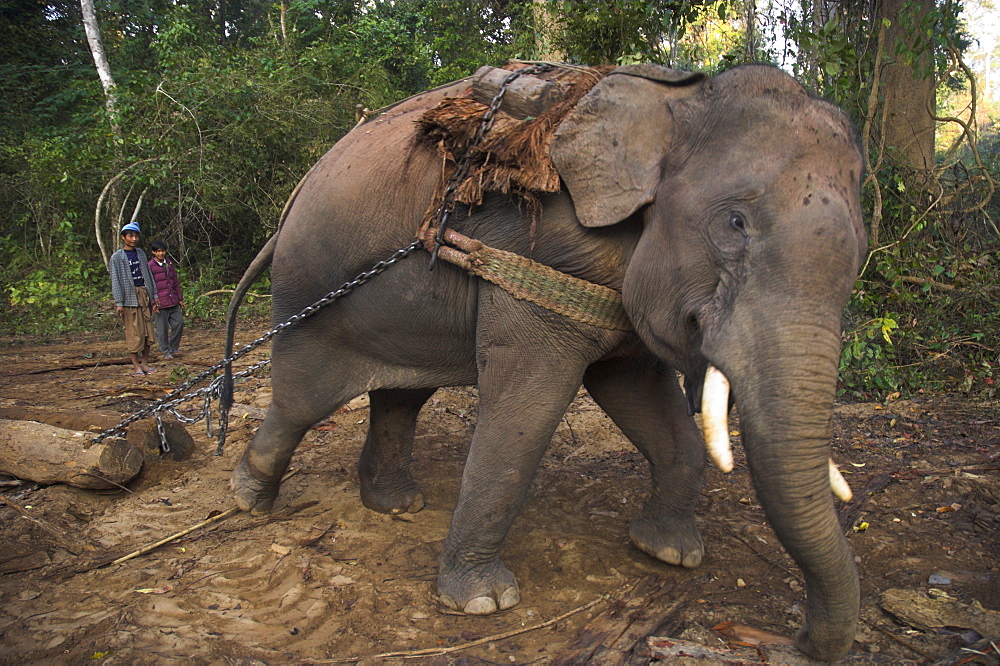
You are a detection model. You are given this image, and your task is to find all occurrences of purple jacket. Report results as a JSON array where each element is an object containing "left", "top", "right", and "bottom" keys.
[{"left": 148, "top": 257, "right": 183, "bottom": 308}]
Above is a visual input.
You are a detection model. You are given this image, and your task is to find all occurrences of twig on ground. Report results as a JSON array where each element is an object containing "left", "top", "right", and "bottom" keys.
[
  {"left": 863, "top": 617, "right": 936, "bottom": 661},
  {"left": 728, "top": 533, "right": 797, "bottom": 583},
  {"left": 108, "top": 468, "right": 300, "bottom": 567},
  {"left": 110, "top": 507, "right": 240, "bottom": 566},
  {"left": 71, "top": 471, "right": 147, "bottom": 502},
  {"left": 176, "top": 567, "right": 251, "bottom": 594},
  {"left": 311, "top": 596, "right": 608, "bottom": 663}
]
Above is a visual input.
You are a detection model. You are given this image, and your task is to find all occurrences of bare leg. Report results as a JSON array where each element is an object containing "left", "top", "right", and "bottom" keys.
[
  {"left": 584, "top": 356, "right": 706, "bottom": 568},
  {"left": 141, "top": 342, "right": 154, "bottom": 372},
  {"left": 232, "top": 345, "right": 360, "bottom": 514},
  {"left": 129, "top": 352, "right": 143, "bottom": 375}
]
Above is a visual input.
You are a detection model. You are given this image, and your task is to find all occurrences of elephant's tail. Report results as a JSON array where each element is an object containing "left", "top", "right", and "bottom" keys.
[
  {"left": 221, "top": 231, "right": 277, "bottom": 414},
  {"left": 220, "top": 159, "right": 319, "bottom": 417}
]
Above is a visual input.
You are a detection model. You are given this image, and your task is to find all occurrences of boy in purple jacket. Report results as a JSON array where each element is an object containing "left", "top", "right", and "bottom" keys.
[{"left": 148, "top": 240, "right": 185, "bottom": 359}]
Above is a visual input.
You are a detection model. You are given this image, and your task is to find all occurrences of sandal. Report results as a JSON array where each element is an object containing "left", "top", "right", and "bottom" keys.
[
  {"left": 144, "top": 367, "right": 157, "bottom": 374},
  {"left": 132, "top": 371, "right": 146, "bottom": 377}
]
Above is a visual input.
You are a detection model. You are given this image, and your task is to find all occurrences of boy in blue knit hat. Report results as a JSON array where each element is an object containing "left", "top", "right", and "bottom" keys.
[{"left": 109, "top": 222, "right": 161, "bottom": 376}]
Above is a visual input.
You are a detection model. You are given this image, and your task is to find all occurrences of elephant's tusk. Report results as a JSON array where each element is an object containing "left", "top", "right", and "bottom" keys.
[
  {"left": 829, "top": 459, "right": 853, "bottom": 502},
  {"left": 701, "top": 365, "right": 733, "bottom": 473}
]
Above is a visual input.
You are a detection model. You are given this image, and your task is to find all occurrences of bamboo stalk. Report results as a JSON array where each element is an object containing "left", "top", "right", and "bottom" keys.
[
  {"left": 110, "top": 468, "right": 299, "bottom": 566},
  {"left": 110, "top": 507, "right": 239, "bottom": 566}
]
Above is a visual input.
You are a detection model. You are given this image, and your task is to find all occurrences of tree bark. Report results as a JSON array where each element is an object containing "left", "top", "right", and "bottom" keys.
[
  {"left": 878, "top": 0, "right": 936, "bottom": 178},
  {"left": 0, "top": 419, "right": 143, "bottom": 489},
  {"left": 80, "top": 0, "right": 118, "bottom": 126},
  {"left": 533, "top": 0, "right": 565, "bottom": 61}
]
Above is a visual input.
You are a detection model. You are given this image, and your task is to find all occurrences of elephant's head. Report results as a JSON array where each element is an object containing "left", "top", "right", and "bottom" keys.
[{"left": 552, "top": 64, "right": 867, "bottom": 662}]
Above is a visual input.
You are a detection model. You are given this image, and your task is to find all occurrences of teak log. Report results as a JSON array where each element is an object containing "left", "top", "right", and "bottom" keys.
[
  {"left": 0, "top": 406, "right": 195, "bottom": 462},
  {"left": 0, "top": 419, "right": 143, "bottom": 489},
  {"left": 471, "top": 65, "right": 564, "bottom": 120}
]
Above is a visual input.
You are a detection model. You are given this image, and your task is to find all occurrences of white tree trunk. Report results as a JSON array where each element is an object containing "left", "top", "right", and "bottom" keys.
[
  {"left": 81, "top": 0, "right": 118, "bottom": 125},
  {"left": 82, "top": 0, "right": 127, "bottom": 260}
]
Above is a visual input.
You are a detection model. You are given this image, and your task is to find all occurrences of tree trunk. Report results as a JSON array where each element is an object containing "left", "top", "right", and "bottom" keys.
[
  {"left": 0, "top": 419, "right": 143, "bottom": 489},
  {"left": 878, "top": 0, "right": 936, "bottom": 177},
  {"left": 81, "top": 0, "right": 125, "bottom": 265},
  {"left": 80, "top": 0, "right": 118, "bottom": 126},
  {"left": 533, "top": 0, "right": 564, "bottom": 61}
]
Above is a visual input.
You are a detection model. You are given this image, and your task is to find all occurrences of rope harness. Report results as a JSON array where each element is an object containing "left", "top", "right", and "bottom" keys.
[
  {"left": 423, "top": 227, "right": 631, "bottom": 331},
  {"left": 89, "top": 64, "right": 630, "bottom": 455}
]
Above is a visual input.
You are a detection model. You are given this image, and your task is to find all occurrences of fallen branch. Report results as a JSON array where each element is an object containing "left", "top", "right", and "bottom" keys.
[
  {"left": 107, "top": 468, "right": 300, "bottom": 567},
  {"left": 12, "top": 359, "right": 133, "bottom": 376},
  {"left": 110, "top": 507, "right": 240, "bottom": 566},
  {"left": 900, "top": 276, "right": 956, "bottom": 292},
  {"left": 863, "top": 618, "right": 935, "bottom": 661},
  {"left": 893, "top": 465, "right": 998, "bottom": 478},
  {"left": 839, "top": 472, "right": 894, "bottom": 532}
]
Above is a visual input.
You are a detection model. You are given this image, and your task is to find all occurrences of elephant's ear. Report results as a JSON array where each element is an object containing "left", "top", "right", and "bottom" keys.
[{"left": 551, "top": 65, "right": 704, "bottom": 228}]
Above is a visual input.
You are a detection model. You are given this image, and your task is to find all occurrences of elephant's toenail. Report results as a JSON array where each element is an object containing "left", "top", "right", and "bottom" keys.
[
  {"left": 660, "top": 547, "right": 682, "bottom": 566},
  {"left": 498, "top": 588, "right": 520, "bottom": 610},
  {"left": 682, "top": 551, "right": 703, "bottom": 568},
  {"left": 464, "top": 597, "right": 498, "bottom": 615}
]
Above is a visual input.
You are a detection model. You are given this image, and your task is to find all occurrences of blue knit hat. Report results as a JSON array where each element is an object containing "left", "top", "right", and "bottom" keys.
[{"left": 121, "top": 222, "right": 141, "bottom": 235}]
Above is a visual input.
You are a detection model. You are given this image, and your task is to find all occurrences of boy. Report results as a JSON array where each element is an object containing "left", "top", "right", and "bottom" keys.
[
  {"left": 148, "top": 240, "right": 184, "bottom": 359},
  {"left": 109, "top": 222, "right": 160, "bottom": 376}
]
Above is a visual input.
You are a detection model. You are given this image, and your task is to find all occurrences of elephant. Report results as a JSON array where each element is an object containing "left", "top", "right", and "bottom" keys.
[{"left": 224, "top": 63, "right": 868, "bottom": 662}]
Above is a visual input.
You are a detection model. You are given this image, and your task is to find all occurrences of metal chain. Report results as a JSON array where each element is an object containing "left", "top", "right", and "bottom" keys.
[
  {"left": 429, "top": 63, "right": 553, "bottom": 269},
  {"left": 91, "top": 241, "right": 424, "bottom": 450}
]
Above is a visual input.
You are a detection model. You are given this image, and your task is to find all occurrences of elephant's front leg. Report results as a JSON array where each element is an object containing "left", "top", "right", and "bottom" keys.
[
  {"left": 437, "top": 343, "right": 585, "bottom": 615},
  {"left": 358, "top": 387, "right": 436, "bottom": 514},
  {"left": 584, "top": 356, "right": 706, "bottom": 568}
]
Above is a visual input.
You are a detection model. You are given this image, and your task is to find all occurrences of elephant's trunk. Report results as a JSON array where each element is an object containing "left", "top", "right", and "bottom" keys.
[{"left": 716, "top": 323, "right": 859, "bottom": 661}]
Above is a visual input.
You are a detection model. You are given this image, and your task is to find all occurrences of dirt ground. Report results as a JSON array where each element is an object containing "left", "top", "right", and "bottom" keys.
[{"left": 0, "top": 326, "right": 997, "bottom": 664}]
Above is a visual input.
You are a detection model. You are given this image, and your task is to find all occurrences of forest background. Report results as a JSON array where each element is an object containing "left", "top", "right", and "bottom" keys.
[{"left": 1, "top": 0, "right": 997, "bottom": 400}]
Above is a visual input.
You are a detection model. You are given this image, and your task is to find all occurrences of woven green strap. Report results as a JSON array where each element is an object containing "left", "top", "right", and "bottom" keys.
[{"left": 422, "top": 228, "right": 632, "bottom": 332}]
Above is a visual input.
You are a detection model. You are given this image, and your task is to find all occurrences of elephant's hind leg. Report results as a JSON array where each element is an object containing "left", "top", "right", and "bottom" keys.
[
  {"left": 232, "top": 360, "right": 356, "bottom": 514},
  {"left": 232, "top": 402, "right": 317, "bottom": 515},
  {"left": 358, "top": 387, "right": 436, "bottom": 514},
  {"left": 584, "top": 356, "right": 706, "bottom": 568}
]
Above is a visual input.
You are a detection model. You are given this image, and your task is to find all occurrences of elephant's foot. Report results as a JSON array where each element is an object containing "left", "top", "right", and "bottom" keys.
[
  {"left": 231, "top": 457, "right": 281, "bottom": 515},
  {"left": 437, "top": 559, "right": 520, "bottom": 615},
  {"left": 795, "top": 623, "right": 854, "bottom": 663},
  {"left": 359, "top": 470, "right": 426, "bottom": 515},
  {"left": 629, "top": 512, "right": 703, "bottom": 568}
]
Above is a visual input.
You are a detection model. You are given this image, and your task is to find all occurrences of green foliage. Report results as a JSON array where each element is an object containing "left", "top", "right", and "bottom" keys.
[
  {"left": 840, "top": 170, "right": 999, "bottom": 400},
  {"left": 549, "top": 0, "right": 722, "bottom": 66},
  {"left": 2, "top": 230, "right": 108, "bottom": 335},
  {"left": 183, "top": 268, "right": 272, "bottom": 329}
]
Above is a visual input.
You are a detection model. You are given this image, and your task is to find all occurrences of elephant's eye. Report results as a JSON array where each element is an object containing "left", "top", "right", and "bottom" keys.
[{"left": 729, "top": 213, "right": 747, "bottom": 235}]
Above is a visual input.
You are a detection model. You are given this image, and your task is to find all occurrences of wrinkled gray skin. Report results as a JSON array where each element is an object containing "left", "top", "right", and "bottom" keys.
[{"left": 225, "top": 64, "right": 867, "bottom": 662}]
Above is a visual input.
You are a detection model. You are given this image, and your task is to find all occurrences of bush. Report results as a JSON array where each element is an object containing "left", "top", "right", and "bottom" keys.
[
  {"left": 840, "top": 208, "right": 999, "bottom": 401},
  {"left": 2, "top": 239, "right": 111, "bottom": 336}
]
